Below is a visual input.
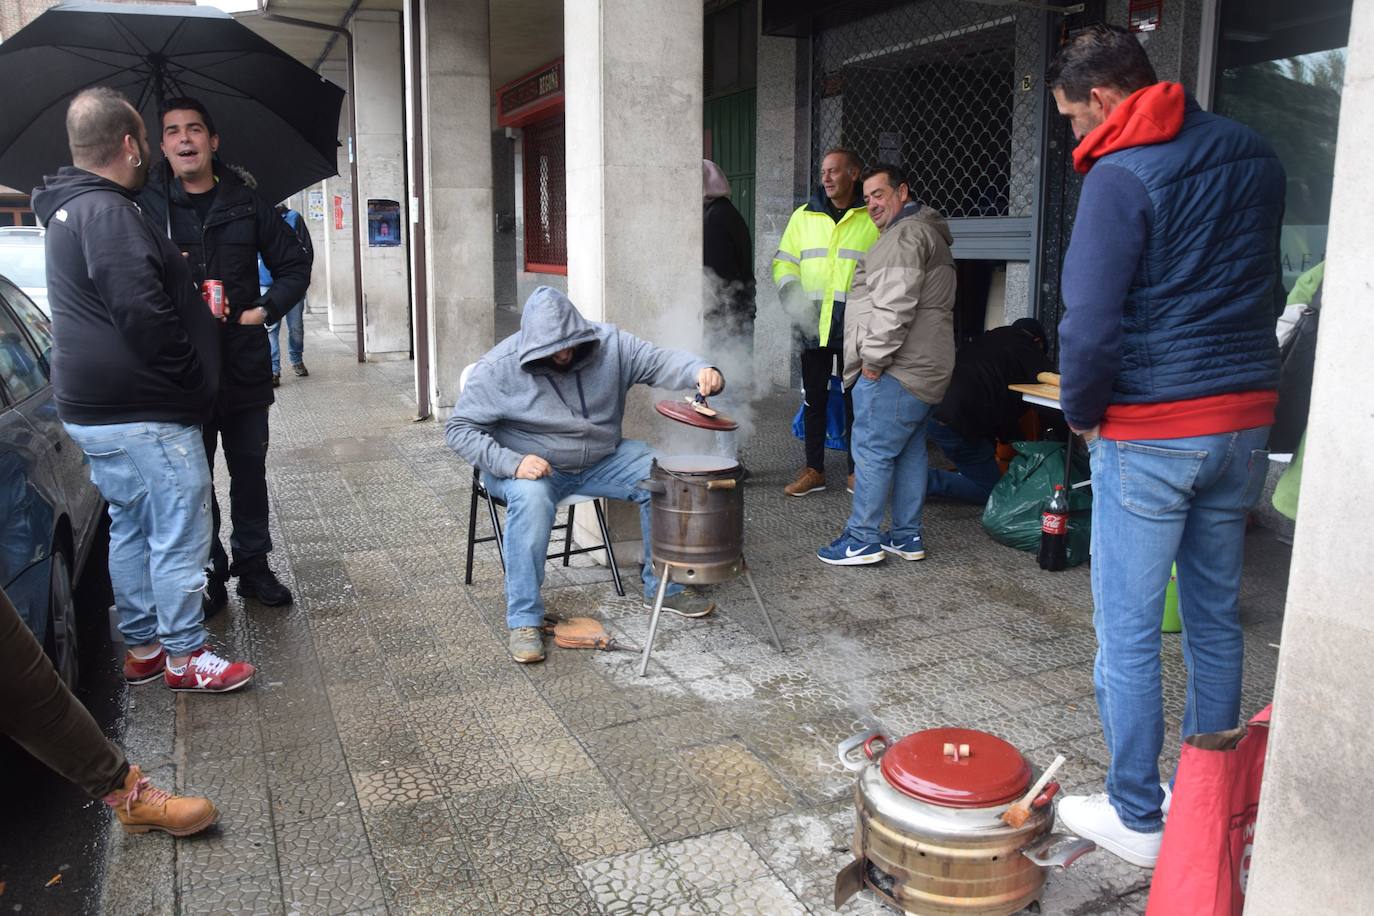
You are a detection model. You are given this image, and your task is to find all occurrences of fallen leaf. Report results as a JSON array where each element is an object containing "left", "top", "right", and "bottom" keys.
[{"left": 46, "top": 873, "right": 63, "bottom": 887}]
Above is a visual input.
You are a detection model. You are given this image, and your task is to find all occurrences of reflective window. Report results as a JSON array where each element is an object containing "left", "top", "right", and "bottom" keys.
[
  {"left": 1213, "top": 0, "right": 1351, "bottom": 290},
  {"left": 0, "top": 278, "right": 52, "bottom": 370},
  {"left": 0, "top": 298, "right": 46, "bottom": 403}
]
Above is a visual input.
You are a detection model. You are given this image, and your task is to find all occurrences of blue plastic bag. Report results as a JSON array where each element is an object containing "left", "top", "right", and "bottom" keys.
[{"left": 791, "top": 375, "right": 849, "bottom": 451}]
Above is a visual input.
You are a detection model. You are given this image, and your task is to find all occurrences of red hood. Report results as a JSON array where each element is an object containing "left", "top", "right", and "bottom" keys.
[{"left": 1073, "top": 82, "right": 1186, "bottom": 174}]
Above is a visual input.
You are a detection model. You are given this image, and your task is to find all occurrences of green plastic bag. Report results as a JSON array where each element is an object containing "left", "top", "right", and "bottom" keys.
[{"left": 980, "top": 441, "right": 1092, "bottom": 567}]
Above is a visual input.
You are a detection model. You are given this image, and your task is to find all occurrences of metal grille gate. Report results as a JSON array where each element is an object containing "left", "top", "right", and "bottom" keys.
[
  {"left": 522, "top": 114, "right": 567, "bottom": 272},
  {"left": 811, "top": 1, "right": 1044, "bottom": 226}
]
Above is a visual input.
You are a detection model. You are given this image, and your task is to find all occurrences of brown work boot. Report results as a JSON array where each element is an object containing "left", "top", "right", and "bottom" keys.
[
  {"left": 103, "top": 766, "right": 219, "bottom": 837},
  {"left": 784, "top": 467, "right": 826, "bottom": 497},
  {"left": 846, "top": 473, "right": 856, "bottom": 495}
]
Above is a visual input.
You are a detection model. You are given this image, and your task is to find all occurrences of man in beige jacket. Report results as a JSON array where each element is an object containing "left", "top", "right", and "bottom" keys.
[{"left": 817, "top": 164, "right": 956, "bottom": 566}]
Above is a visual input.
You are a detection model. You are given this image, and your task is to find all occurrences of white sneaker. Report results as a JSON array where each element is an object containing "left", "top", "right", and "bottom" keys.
[{"left": 1058, "top": 794, "right": 1163, "bottom": 868}]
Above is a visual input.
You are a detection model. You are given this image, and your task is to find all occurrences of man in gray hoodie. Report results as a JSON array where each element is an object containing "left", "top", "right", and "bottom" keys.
[{"left": 446, "top": 287, "right": 724, "bottom": 663}]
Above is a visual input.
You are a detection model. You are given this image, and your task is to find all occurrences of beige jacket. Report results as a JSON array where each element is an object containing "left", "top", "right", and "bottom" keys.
[{"left": 843, "top": 203, "right": 956, "bottom": 404}]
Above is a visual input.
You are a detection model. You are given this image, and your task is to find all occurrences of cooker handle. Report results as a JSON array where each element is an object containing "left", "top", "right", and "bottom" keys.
[
  {"left": 1022, "top": 833, "right": 1097, "bottom": 870},
  {"left": 837, "top": 728, "right": 887, "bottom": 772},
  {"left": 705, "top": 478, "right": 737, "bottom": 490},
  {"left": 637, "top": 479, "right": 666, "bottom": 494}
]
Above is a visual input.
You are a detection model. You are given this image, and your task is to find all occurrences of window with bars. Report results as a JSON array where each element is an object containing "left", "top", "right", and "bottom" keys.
[
  {"left": 811, "top": 1, "right": 1042, "bottom": 224},
  {"left": 522, "top": 115, "right": 567, "bottom": 273}
]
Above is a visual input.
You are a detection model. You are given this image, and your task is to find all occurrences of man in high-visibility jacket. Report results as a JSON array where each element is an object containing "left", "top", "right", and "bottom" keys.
[{"left": 772, "top": 148, "right": 879, "bottom": 497}]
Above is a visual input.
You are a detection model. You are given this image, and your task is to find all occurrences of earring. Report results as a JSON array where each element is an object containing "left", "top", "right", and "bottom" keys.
[{"left": 129, "top": 154, "right": 143, "bottom": 168}]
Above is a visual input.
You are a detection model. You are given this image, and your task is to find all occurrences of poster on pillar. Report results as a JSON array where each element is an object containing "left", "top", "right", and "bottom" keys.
[
  {"left": 307, "top": 189, "right": 325, "bottom": 223},
  {"left": 367, "top": 199, "right": 402, "bottom": 247},
  {"left": 333, "top": 192, "right": 351, "bottom": 230}
]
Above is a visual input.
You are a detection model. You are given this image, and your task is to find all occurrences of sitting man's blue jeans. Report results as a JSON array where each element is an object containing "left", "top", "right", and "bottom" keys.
[
  {"left": 62, "top": 421, "right": 213, "bottom": 657},
  {"left": 263, "top": 286, "right": 304, "bottom": 374},
  {"left": 926, "top": 418, "right": 1001, "bottom": 505},
  {"left": 845, "top": 372, "right": 933, "bottom": 543},
  {"left": 481, "top": 439, "right": 680, "bottom": 629},
  {"left": 1087, "top": 427, "right": 1270, "bottom": 832}
]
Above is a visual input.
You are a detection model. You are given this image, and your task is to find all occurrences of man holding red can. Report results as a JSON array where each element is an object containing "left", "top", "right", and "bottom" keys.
[{"left": 140, "top": 97, "right": 311, "bottom": 613}]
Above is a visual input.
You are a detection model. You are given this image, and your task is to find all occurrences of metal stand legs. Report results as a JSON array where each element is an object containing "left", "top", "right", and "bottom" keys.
[
  {"left": 742, "top": 561, "right": 783, "bottom": 651},
  {"left": 637, "top": 566, "right": 673, "bottom": 677},
  {"left": 637, "top": 556, "right": 781, "bottom": 677}
]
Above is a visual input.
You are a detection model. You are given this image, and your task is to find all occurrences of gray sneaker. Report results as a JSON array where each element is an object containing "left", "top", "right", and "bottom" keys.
[
  {"left": 508, "top": 626, "right": 546, "bottom": 664},
  {"left": 291, "top": 362, "right": 309, "bottom": 377},
  {"left": 644, "top": 588, "right": 716, "bottom": 619}
]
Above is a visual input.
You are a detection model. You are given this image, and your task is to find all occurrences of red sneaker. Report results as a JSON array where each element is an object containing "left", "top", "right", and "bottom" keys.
[
  {"left": 163, "top": 648, "right": 255, "bottom": 693},
  {"left": 123, "top": 648, "right": 166, "bottom": 685}
]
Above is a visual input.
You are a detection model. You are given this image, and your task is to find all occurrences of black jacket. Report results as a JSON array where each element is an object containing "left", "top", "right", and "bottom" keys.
[
  {"left": 139, "top": 162, "right": 311, "bottom": 415},
  {"left": 703, "top": 196, "right": 755, "bottom": 324},
  {"left": 934, "top": 326, "right": 1052, "bottom": 443},
  {"left": 31, "top": 167, "right": 219, "bottom": 426}
]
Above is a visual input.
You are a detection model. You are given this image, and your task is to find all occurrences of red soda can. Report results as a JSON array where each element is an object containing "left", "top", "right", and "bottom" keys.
[{"left": 201, "top": 279, "right": 225, "bottom": 318}]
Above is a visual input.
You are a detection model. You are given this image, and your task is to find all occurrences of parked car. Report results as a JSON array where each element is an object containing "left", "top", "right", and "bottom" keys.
[
  {"left": 0, "top": 227, "right": 48, "bottom": 316},
  {"left": 0, "top": 272, "right": 104, "bottom": 688}
]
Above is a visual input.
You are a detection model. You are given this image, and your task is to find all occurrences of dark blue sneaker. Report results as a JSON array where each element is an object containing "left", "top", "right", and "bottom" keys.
[
  {"left": 880, "top": 533, "right": 926, "bottom": 561},
  {"left": 817, "top": 532, "right": 885, "bottom": 566}
]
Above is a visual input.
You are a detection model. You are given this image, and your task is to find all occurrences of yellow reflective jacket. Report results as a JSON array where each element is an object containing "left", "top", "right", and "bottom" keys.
[{"left": 771, "top": 192, "right": 879, "bottom": 347}]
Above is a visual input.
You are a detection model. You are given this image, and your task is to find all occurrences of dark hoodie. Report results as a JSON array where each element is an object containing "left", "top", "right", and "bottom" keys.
[
  {"left": 445, "top": 287, "right": 709, "bottom": 477},
  {"left": 138, "top": 161, "right": 311, "bottom": 415},
  {"left": 32, "top": 167, "right": 218, "bottom": 426}
]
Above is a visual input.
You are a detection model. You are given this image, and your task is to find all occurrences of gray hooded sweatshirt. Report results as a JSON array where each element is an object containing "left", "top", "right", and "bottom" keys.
[{"left": 446, "top": 287, "right": 709, "bottom": 477}]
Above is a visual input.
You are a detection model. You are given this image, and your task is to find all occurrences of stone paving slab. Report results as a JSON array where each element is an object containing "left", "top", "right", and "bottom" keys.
[{"left": 100, "top": 316, "right": 1291, "bottom": 915}]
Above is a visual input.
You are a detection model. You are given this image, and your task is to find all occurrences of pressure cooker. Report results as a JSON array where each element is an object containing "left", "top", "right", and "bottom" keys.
[{"left": 835, "top": 727, "right": 1095, "bottom": 915}]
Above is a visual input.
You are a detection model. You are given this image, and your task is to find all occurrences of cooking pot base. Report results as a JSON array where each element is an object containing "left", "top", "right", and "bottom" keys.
[{"left": 636, "top": 557, "right": 782, "bottom": 678}]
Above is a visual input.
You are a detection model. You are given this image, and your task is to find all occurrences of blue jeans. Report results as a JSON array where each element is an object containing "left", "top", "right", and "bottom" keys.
[
  {"left": 62, "top": 421, "right": 212, "bottom": 657},
  {"left": 926, "top": 418, "right": 1001, "bottom": 505},
  {"left": 481, "top": 439, "right": 680, "bottom": 629},
  {"left": 265, "top": 294, "right": 304, "bottom": 374},
  {"left": 1087, "top": 427, "right": 1270, "bottom": 831},
  {"left": 845, "top": 373, "right": 933, "bottom": 543}
]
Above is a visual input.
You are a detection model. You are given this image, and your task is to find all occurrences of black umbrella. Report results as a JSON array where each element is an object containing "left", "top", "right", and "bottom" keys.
[{"left": 0, "top": 1, "right": 344, "bottom": 204}]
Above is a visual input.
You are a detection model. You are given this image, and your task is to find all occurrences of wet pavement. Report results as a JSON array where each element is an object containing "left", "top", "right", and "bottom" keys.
[{"left": 99, "top": 312, "right": 1290, "bottom": 915}]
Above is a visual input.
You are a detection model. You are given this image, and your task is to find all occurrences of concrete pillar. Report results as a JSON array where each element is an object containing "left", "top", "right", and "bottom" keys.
[
  {"left": 417, "top": 0, "right": 494, "bottom": 409},
  {"left": 320, "top": 61, "right": 356, "bottom": 333},
  {"left": 564, "top": 0, "right": 704, "bottom": 553},
  {"left": 564, "top": 0, "right": 703, "bottom": 356},
  {"left": 1247, "top": 5, "right": 1374, "bottom": 910},
  {"left": 754, "top": 25, "right": 806, "bottom": 391},
  {"left": 352, "top": 10, "right": 411, "bottom": 357}
]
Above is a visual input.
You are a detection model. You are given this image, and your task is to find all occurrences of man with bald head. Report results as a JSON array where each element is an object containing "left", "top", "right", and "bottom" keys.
[{"left": 32, "top": 87, "right": 256, "bottom": 694}]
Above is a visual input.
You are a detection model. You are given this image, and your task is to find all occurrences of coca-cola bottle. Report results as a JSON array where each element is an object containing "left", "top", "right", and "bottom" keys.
[{"left": 1038, "top": 484, "right": 1069, "bottom": 571}]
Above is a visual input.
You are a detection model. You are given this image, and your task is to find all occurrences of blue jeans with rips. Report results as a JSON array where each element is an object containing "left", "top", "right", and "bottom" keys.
[
  {"left": 481, "top": 439, "right": 682, "bottom": 629},
  {"left": 62, "top": 421, "right": 212, "bottom": 657},
  {"left": 1086, "top": 427, "right": 1270, "bottom": 831},
  {"left": 926, "top": 418, "right": 1001, "bottom": 505},
  {"left": 845, "top": 372, "right": 933, "bottom": 543}
]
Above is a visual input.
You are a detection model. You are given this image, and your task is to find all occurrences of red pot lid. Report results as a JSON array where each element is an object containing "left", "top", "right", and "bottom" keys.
[{"left": 878, "top": 728, "right": 1031, "bottom": 808}]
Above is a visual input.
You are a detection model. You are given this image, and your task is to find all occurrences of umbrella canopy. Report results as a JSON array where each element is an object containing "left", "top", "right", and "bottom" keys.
[{"left": 0, "top": 1, "right": 344, "bottom": 204}]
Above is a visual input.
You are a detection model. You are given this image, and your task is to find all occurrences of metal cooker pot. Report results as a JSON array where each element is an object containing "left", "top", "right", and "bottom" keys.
[
  {"left": 638, "top": 455, "right": 743, "bottom": 583},
  {"left": 835, "top": 727, "right": 1094, "bottom": 916}
]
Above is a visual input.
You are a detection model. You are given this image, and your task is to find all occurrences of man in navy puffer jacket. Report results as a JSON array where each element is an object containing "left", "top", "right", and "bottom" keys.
[{"left": 1048, "top": 25, "right": 1283, "bottom": 868}]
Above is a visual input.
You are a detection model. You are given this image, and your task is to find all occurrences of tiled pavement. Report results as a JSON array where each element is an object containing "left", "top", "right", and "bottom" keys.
[{"left": 100, "top": 312, "right": 1290, "bottom": 916}]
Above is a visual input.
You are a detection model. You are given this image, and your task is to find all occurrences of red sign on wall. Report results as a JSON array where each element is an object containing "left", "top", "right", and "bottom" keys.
[{"left": 496, "top": 59, "right": 564, "bottom": 128}]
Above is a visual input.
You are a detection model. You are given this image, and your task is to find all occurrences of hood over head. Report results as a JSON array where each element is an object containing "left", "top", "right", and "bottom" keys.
[
  {"left": 517, "top": 286, "right": 601, "bottom": 372},
  {"left": 32, "top": 167, "right": 132, "bottom": 223},
  {"left": 703, "top": 160, "right": 731, "bottom": 200}
]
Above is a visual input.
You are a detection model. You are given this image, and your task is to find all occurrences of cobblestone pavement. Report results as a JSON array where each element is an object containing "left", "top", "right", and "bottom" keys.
[{"left": 100, "top": 315, "right": 1290, "bottom": 916}]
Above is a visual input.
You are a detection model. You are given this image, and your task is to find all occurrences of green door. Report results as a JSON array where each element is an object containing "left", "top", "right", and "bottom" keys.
[{"left": 704, "top": 87, "right": 756, "bottom": 250}]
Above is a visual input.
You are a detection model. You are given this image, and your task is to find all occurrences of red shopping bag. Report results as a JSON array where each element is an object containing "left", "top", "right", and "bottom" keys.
[{"left": 1145, "top": 705, "right": 1271, "bottom": 916}]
